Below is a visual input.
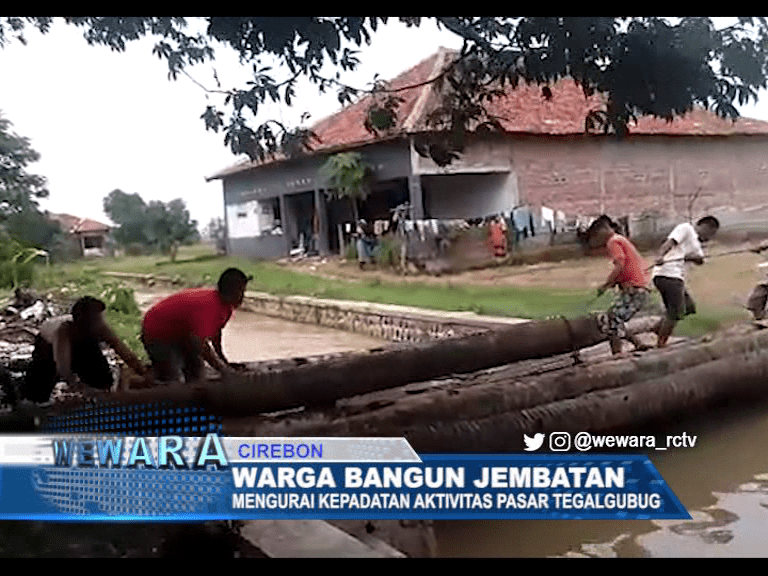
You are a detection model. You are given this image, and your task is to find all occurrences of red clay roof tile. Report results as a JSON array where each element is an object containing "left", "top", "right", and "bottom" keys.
[{"left": 208, "top": 48, "right": 768, "bottom": 180}]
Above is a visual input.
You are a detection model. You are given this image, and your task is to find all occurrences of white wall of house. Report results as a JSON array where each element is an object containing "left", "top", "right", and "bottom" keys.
[
  {"left": 423, "top": 172, "right": 517, "bottom": 220},
  {"left": 226, "top": 200, "right": 261, "bottom": 239},
  {"left": 226, "top": 197, "right": 281, "bottom": 239}
]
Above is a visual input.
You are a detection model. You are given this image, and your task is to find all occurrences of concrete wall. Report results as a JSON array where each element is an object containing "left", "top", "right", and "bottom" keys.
[
  {"left": 241, "top": 292, "right": 493, "bottom": 343},
  {"left": 423, "top": 172, "right": 516, "bottom": 220},
  {"left": 220, "top": 133, "right": 768, "bottom": 259},
  {"left": 227, "top": 235, "right": 286, "bottom": 261},
  {"left": 221, "top": 141, "right": 412, "bottom": 259},
  {"left": 222, "top": 141, "right": 411, "bottom": 205}
]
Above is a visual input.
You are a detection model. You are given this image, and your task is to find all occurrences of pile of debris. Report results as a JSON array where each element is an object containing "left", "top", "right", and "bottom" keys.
[{"left": 0, "top": 289, "right": 121, "bottom": 408}]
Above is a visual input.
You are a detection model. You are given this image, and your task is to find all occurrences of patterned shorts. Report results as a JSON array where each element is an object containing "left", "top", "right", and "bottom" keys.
[{"left": 598, "top": 286, "right": 649, "bottom": 338}]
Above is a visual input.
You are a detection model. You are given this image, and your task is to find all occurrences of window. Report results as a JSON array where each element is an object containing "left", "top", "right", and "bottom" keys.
[
  {"left": 83, "top": 235, "right": 104, "bottom": 249},
  {"left": 257, "top": 198, "right": 281, "bottom": 234}
]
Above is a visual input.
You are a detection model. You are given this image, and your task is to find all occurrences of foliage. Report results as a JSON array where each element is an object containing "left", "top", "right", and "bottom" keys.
[
  {"left": 103, "top": 189, "right": 199, "bottom": 257},
  {"left": 345, "top": 240, "right": 357, "bottom": 261},
  {"left": 0, "top": 111, "right": 62, "bottom": 263},
  {"left": 5, "top": 18, "right": 768, "bottom": 166},
  {"left": 0, "top": 261, "right": 34, "bottom": 289},
  {"left": 318, "top": 152, "right": 372, "bottom": 221},
  {"left": 204, "top": 218, "right": 228, "bottom": 255},
  {"left": 98, "top": 283, "right": 140, "bottom": 316},
  {"left": 0, "top": 111, "right": 49, "bottom": 221},
  {"left": 374, "top": 236, "right": 402, "bottom": 268},
  {"left": 0, "top": 230, "right": 42, "bottom": 288}
]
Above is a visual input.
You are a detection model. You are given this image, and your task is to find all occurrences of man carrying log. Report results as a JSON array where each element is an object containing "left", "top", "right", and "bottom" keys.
[
  {"left": 21, "top": 296, "right": 148, "bottom": 404},
  {"left": 588, "top": 216, "right": 652, "bottom": 356},
  {"left": 652, "top": 216, "right": 719, "bottom": 347},
  {"left": 140, "top": 268, "right": 251, "bottom": 386}
]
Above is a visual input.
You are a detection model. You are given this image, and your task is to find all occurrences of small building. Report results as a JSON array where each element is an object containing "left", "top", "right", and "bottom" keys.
[
  {"left": 207, "top": 47, "right": 768, "bottom": 260},
  {"left": 49, "top": 213, "right": 111, "bottom": 257}
]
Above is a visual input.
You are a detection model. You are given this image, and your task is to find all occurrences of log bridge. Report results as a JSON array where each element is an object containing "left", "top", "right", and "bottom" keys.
[{"left": 14, "top": 291, "right": 768, "bottom": 557}]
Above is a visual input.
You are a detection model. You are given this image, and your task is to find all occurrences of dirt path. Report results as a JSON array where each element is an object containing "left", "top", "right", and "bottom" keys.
[{"left": 135, "top": 289, "right": 385, "bottom": 362}]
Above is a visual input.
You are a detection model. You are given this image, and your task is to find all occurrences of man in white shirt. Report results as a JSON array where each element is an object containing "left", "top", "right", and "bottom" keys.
[{"left": 652, "top": 216, "right": 720, "bottom": 348}]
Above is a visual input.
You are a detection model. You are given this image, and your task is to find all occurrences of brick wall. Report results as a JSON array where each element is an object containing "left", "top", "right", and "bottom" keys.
[{"left": 510, "top": 135, "right": 768, "bottom": 220}]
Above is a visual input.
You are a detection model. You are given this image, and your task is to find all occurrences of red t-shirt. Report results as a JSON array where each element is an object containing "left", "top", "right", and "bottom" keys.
[
  {"left": 142, "top": 288, "right": 234, "bottom": 341},
  {"left": 606, "top": 234, "right": 650, "bottom": 288}
]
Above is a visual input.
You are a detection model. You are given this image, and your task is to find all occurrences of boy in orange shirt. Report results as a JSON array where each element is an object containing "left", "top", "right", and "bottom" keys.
[{"left": 587, "top": 216, "right": 652, "bottom": 355}]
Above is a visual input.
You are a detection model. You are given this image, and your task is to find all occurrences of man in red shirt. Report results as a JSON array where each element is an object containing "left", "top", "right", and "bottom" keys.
[
  {"left": 587, "top": 216, "right": 652, "bottom": 356},
  {"left": 141, "top": 268, "right": 252, "bottom": 385}
]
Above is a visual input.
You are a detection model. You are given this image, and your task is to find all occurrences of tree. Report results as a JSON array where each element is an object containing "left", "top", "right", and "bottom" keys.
[
  {"left": 144, "top": 199, "right": 200, "bottom": 261},
  {"left": 0, "top": 110, "right": 49, "bottom": 221},
  {"left": 103, "top": 189, "right": 149, "bottom": 246},
  {"left": 318, "top": 152, "right": 373, "bottom": 222},
  {"left": 204, "top": 217, "right": 227, "bottom": 254},
  {"left": 3, "top": 18, "right": 768, "bottom": 166},
  {"left": 103, "top": 189, "right": 199, "bottom": 260},
  {"left": 0, "top": 110, "right": 63, "bottom": 258}
]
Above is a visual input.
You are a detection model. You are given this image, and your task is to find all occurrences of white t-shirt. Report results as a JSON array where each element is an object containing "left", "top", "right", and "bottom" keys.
[{"left": 653, "top": 223, "right": 705, "bottom": 280}]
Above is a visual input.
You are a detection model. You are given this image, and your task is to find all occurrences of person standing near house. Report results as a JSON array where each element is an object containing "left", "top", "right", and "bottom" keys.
[
  {"left": 488, "top": 215, "right": 507, "bottom": 258},
  {"left": 587, "top": 216, "right": 652, "bottom": 356},
  {"left": 140, "top": 268, "right": 252, "bottom": 386},
  {"left": 355, "top": 219, "right": 376, "bottom": 269},
  {"left": 21, "top": 296, "right": 148, "bottom": 404},
  {"left": 652, "top": 216, "right": 719, "bottom": 348}
]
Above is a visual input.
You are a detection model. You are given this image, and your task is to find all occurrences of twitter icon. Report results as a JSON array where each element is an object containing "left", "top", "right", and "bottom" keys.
[{"left": 523, "top": 433, "right": 545, "bottom": 451}]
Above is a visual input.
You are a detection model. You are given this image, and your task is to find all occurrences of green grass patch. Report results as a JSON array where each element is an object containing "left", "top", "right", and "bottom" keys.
[
  {"left": 37, "top": 248, "right": 613, "bottom": 321},
  {"left": 674, "top": 307, "right": 744, "bottom": 338},
  {"left": 24, "top": 243, "right": 747, "bottom": 345}
]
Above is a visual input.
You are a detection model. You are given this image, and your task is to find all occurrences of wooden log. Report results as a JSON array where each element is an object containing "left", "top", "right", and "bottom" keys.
[
  {"left": 180, "top": 314, "right": 649, "bottom": 417},
  {"left": 221, "top": 327, "right": 768, "bottom": 440},
  {"left": 394, "top": 348, "right": 768, "bottom": 453}
]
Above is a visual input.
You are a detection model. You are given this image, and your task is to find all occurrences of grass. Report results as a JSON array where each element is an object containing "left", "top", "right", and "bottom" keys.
[
  {"left": 13, "top": 241, "right": 758, "bottom": 359},
  {"left": 45, "top": 245, "right": 598, "bottom": 320}
]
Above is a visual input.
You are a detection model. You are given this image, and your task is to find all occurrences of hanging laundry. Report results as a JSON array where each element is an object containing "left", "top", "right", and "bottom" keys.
[
  {"left": 556, "top": 210, "right": 566, "bottom": 232},
  {"left": 541, "top": 207, "right": 555, "bottom": 232},
  {"left": 430, "top": 219, "right": 439, "bottom": 235},
  {"left": 512, "top": 206, "right": 530, "bottom": 239}
]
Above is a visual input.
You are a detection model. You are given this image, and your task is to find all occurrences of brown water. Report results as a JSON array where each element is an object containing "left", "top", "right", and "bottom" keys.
[
  {"left": 135, "top": 288, "right": 768, "bottom": 557},
  {"left": 135, "top": 290, "right": 386, "bottom": 362},
  {"left": 434, "top": 400, "right": 768, "bottom": 557}
]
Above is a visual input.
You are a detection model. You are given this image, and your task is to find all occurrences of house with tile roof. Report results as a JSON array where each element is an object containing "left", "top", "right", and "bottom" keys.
[
  {"left": 48, "top": 213, "right": 111, "bottom": 257},
  {"left": 207, "top": 47, "right": 768, "bottom": 260}
]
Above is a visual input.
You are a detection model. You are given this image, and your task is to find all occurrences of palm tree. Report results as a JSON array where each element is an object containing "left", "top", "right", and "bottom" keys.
[{"left": 318, "top": 152, "right": 373, "bottom": 222}]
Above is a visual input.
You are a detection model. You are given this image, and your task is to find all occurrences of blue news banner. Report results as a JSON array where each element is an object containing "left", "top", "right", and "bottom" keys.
[{"left": 0, "top": 435, "right": 690, "bottom": 521}]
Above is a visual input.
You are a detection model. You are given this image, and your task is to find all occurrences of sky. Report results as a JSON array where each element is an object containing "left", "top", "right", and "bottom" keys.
[{"left": 2, "top": 17, "right": 767, "bottom": 231}]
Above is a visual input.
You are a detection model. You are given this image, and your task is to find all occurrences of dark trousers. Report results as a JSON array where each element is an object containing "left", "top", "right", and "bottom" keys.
[
  {"left": 653, "top": 275, "right": 696, "bottom": 322},
  {"left": 141, "top": 335, "right": 202, "bottom": 384},
  {"left": 21, "top": 334, "right": 113, "bottom": 403}
]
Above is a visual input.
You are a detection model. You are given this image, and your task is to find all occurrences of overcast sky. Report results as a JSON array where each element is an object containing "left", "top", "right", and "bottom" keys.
[{"left": 2, "top": 17, "right": 766, "bottom": 230}]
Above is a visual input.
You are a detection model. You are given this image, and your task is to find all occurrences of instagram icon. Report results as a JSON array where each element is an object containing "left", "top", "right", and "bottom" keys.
[{"left": 549, "top": 432, "right": 571, "bottom": 451}]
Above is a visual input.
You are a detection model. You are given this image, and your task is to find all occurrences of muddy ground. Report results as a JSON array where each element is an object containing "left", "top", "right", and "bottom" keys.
[{"left": 281, "top": 246, "right": 766, "bottom": 318}]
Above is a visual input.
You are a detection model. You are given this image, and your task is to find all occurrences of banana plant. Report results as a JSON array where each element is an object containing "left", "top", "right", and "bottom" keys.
[{"left": 9, "top": 242, "right": 48, "bottom": 289}]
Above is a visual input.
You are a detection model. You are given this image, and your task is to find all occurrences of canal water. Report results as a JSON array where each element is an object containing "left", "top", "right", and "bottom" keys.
[{"left": 434, "top": 399, "right": 768, "bottom": 557}]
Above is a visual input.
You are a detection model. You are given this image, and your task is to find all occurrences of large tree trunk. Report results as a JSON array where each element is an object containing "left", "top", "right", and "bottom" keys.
[
  {"left": 80, "top": 315, "right": 661, "bottom": 417},
  {"left": 222, "top": 328, "right": 768, "bottom": 451},
  {"left": 224, "top": 326, "right": 768, "bottom": 437}
]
